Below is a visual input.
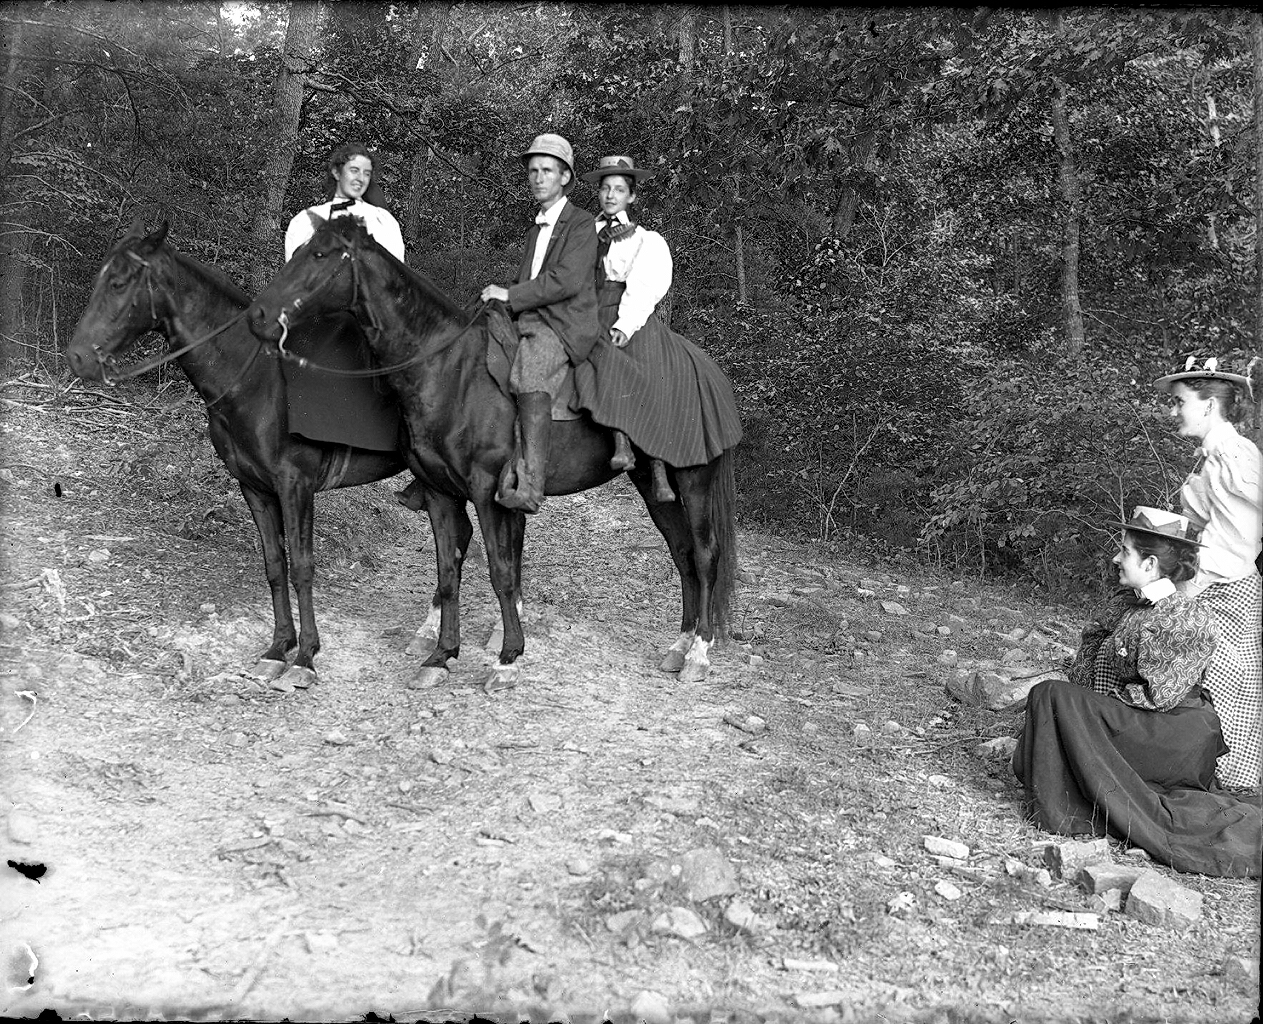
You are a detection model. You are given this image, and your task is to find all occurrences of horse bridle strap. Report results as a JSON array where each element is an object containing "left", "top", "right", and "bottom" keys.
[{"left": 275, "top": 246, "right": 488, "bottom": 378}]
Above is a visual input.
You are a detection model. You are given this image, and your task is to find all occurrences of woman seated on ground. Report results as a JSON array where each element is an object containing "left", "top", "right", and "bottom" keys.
[
  {"left": 1012, "top": 506, "right": 1261, "bottom": 877},
  {"left": 573, "top": 155, "right": 742, "bottom": 503}
]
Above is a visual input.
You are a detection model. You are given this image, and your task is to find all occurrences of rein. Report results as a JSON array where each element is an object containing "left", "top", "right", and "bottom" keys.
[
  {"left": 97, "top": 251, "right": 257, "bottom": 407},
  {"left": 274, "top": 247, "right": 488, "bottom": 378}
]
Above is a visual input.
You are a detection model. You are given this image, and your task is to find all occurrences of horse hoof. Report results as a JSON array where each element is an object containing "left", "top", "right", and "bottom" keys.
[
  {"left": 252, "top": 658, "right": 288, "bottom": 680},
  {"left": 483, "top": 663, "right": 519, "bottom": 693},
  {"left": 405, "top": 634, "right": 435, "bottom": 659},
  {"left": 287, "top": 666, "right": 318, "bottom": 690},
  {"left": 268, "top": 677, "right": 296, "bottom": 693},
  {"left": 679, "top": 661, "right": 710, "bottom": 683},
  {"left": 409, "top": 666, "right": 449, "bottom": 689},
  {"left": 659, "top": 649, "right": 686, "bottom": 673}
]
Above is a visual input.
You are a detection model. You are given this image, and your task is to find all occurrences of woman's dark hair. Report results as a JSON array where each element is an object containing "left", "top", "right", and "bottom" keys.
[
  {"left": 1125, "top": 528, "right": 1199, "bottom": 584},
  {"left": 1185, "top": 377, "right": 1248, "bottom": 424},
  {"left": 595, "top": 172, "right": 640, "bottom": 223},
  {"left": 323, "top": 142, "right": 388, "bottom": 208}
]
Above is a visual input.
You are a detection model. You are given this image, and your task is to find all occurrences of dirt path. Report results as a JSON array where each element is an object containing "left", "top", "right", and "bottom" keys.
[{"left": 1, "top": 390, "right": 1258, "bottom": 1024}]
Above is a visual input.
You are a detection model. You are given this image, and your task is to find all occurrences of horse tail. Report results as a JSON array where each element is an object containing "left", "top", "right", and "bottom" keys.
[{"left": 709, "top": 447, "right": 739, "bottom": 639}]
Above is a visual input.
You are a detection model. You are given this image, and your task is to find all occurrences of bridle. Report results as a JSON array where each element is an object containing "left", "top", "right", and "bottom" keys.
[
  {"left": 90, "top": 250, "right": 257, "bottom": 407},
  {"left": 271, "top": 238, "right": 489, "bottom": 379}
]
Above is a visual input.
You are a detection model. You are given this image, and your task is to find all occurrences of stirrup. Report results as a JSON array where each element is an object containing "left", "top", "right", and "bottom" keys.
[
  {"left": 651, "top": 459, "right": 676, "bottom": 503},
  {"left": 610, "top": 431, "right": 635, "bottom": 472}
]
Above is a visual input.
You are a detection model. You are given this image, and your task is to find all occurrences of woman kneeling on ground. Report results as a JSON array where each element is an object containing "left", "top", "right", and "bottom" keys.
[{"left": 1012, "top": 506, "right": 1261, "bottom": 877}]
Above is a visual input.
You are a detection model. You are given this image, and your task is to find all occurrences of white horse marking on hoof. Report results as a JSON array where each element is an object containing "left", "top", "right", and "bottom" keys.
[
  {"left": 409, "top": 665, "right": 450, "bottom": 689},
  {"left": 485, "top": 662, "right": 519, "bottom": 693},
  {"left": 659, "top": 630, "right": 697, "bottom": 673},
  {"left": 286, "top": 665, "right": 318, "bottom": 690},
  {"left": 251, "top": 658, "right": 288, "bottom": 680},
  {"left": 406, "top": 603, "right": 443, "bottom": 656},
  {"left": 679, "top": 636, "right": 712, "bottom": 683}
]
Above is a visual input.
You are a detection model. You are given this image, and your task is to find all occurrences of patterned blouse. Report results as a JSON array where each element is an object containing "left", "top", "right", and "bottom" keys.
[{"left": 1069, "top": 586, "right": 1218, "bottom": 712}]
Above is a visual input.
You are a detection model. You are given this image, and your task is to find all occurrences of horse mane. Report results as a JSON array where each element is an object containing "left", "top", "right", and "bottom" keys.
[
  {"left": 319, "top": 216, "right": 466, "bottom": 319},
  {"left": 167, "top": 248, "right": 253, "bottom": 307}
]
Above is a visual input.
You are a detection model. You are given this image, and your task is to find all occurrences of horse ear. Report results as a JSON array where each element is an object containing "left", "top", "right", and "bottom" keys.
[
  {"left": 306, "top": 211, "right": 327, "bottom": 231},
  {"left": 142, "top": 221, "right": 170, "bottom": 251},
  {"left": 120, "top": 216, "right": 147, "bottom": 243}
]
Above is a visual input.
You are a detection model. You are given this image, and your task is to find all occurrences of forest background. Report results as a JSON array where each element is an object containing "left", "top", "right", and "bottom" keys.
[{"left": 2, "top": 1, "right": 1262, "bottom": 598}]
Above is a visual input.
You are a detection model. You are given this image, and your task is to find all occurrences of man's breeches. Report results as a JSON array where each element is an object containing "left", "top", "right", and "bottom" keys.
[{"left": 509, "top": 314, "right": 568, "bottom": 397}]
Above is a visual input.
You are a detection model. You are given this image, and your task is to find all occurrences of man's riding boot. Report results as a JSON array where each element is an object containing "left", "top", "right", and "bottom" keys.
[
  {"left": 395, "top": 478, "right": 426, "bottom": 511},
  {"left": 610, "top": 430, "right": 635, "bottom": 471},
  {"left": 651, "top": 459, "right": 676, "bottom": 503},
  {"left": 497, "top": 391, "right": 551, "bottom": 513}
]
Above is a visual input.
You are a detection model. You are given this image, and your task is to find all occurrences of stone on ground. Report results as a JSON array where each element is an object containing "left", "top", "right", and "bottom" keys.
[
  {"left": 1078, "top": 862, "right": 1145, "bottom": 895},
  {"left": 923, "top": 835, "right": 970, "bottom": 860},
  {"left": 1124, "top": 871, "right": 1203, "bottom": 931},
  {"left": 678, "top": 846, "right": 739, "bottom": 901},
  {"left": 1043, "top": 838, "right": 1109, "bottom": 879}
]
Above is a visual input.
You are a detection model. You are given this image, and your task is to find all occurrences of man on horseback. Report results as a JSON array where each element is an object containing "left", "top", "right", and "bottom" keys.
[{"left": 480, "top": 133, "right": 600, "bottom": 513}]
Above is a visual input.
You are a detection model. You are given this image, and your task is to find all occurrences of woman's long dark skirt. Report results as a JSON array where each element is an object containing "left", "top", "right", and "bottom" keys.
[
  {"left": 1013, "top": 679, "right": 1261, "bottom": 877},
  {"left": 280, "top": 313, "right": 402, "bottom": 451}
]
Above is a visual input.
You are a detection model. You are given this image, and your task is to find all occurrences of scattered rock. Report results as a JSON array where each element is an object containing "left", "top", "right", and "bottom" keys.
[
  {"left": 935, "top": 625, "right": 952, "bottom": 636},
  {"left": 0, "top": 612, "right": 20, "bottom": 631},
  {"left": 1124, "top": 847, "right": 1151, "bottom": 861},
  {"left": 782, "top": 957, "right": 840, "bottom": 973},
  {"left": 873, "top": 855, "right": 897, "bottom": 869},
  {"left": 303, "top": 931, "right": 339, "bottom": 953},
  {"left": 7, "top": 810, "right": 37, "bottom": 845},
  {"left": 1043, "top": 838, "right": 1109, "bottom": 879},
  {"left": 565, "top": 858, "right": 593, "bottom": 876},
  {"left": 650, "top": 906, "right": 708, "bottom": 939},
  {"left": 1078, "top": 862, "right": 1145, "bottom": 895},
  {"left": 934, "top": 880, "right": 962, "bottom": 901},
  {"left": 886, "top": 891, "right": 917, "bottom": 916},
  {"left": 723, "top": 713, "right": 766, "bottom": 735},
  {"left": 794, "top": 991, "right": 848, "bottom": 1010},
  {"left": 1086, "top": 889, "right": 1123, "bottom": 913},
  {"left": 1000, "top": 647, "right": 1029, "bottom": 665},
  {"left": 974, "top": 736, "right": 1018, "bottom": 760},
  {"left": 678, "top": 846, "right": 739, "bottom": 901},
  {"left": 199, "top": 602, "right": 217, "bottom": 614},
  {"left": 923, "top": 835, "right": 970, "bottom": 860},
  {"left": 1222, "top": 954, "right": 1260, "bottom": 988},
  {"left": 605, "top": 909, "right": 641, "bottom": 933},
  {"left": 1125, "top": 871, "right": 1202, "bottom": 931},
  {"left": 322, "top": 729, "right": 352, "bottom": 746},
  {"left": 645, "top": 794, "right": 700, "bottom": 816},
  {"left": 936, "top": 649, "right": 959, "bottom": 666},
  {"left": 946, "top": 661, "right": 1063, "bottom": 711},
  {"left": 87, "top": 548, "right": 110, "bottom": 563},
  {"left": 880, "top": 720, "right": 902, "bottom": 735},
  {"left": 880, "top": 601, "right": 909, "bottom": 616},
  {"left": 851, "top": 723, "right": 872, "bottom": 740},
  {"left": 724, "top": 898, "right": 761, "bottom": 932},
  {"left": 927, "top": 774, "right": 951, "bottom": 788},
  {"left": 745, "top": 653, "right": 765, "bottom": 667},
  {"left": 990, "top": 910, "right": 1099, "bottom": 930},
  {"left": 527, "top": 792, "right": 561, "bottom": 814},
  {"left": 629, "top": 990, "right": 672, "bottom": 1024}
]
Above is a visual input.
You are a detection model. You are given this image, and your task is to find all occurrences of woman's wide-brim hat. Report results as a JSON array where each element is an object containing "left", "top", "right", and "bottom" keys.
[
  {"left": 1116, "top": 506, "right": 1205, "bottom": 547},
  {"left": 580, "top": 155, "right": 655, "bottom": 186},
  {"left": 520, "top": 133, "right": 575, "bottom": 188},
  {"left": 1154, "top": 355, "right": 1251, "bottom": 393}
]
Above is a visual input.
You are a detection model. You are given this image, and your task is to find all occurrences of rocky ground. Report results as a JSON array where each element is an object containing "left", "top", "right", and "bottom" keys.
[{"left": 0, "top": 377, "right": 1259, "bottom": 1023}]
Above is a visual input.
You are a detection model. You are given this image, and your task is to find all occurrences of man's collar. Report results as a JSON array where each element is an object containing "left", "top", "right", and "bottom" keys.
[
  {"left": 536, "top": 195, "right": 568, "bottom": 226},
  {"left": 1138, "top": 578, "right": 1177, "bottom": 604}
]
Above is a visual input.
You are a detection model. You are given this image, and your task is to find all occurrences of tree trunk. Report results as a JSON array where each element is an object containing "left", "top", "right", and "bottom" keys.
[
  {"left": 723, "top": 7, "right": 747, "bottom": 305},
  {"left": 1254, "top": 13, "right": 1263, "bottom": 354},
  {"left": 1206, "top": 93, "right": 1221, "bottom": 250},
  {"left": 831, "top": 129, "right": 877, "bottom": 239},
  {"left": 403, "top": 5, "right": 450, "bottom": 246},
  {"left": 0, "top": 14, "right": 29, "bottom": 358},
  {"left": 677, "top": 6, "right": 695, "bottom": 82},
  {"left": 248, "top": 0, "right": 322, "bottom": 292},
  {"left": 1050, "top": 19, "right": 1085, "bottom": 360}
]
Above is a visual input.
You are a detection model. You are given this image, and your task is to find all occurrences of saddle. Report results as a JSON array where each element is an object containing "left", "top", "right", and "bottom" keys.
[{"left": 484, "top": 303, "right": 581, "bottom": 421}]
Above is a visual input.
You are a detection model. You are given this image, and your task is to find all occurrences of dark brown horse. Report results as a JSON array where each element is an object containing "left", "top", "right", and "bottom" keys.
[
  {"left": 246, "top": 215, "right": 738, "bottom": 691},
  {"left": 65, "top": 221, "right": 440, "bottom": 690}
]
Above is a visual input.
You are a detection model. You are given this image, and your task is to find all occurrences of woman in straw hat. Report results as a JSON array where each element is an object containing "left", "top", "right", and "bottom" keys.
[
  {"left": 279, "top": 142, "right": 406, "bottom": 452},
  {"left": 1013, "top": 507, "right": 1260, "bottom": 876},
  {"left": 1154, "top": 356, "right": 1262, "bottom": 789},
  {"left": 572, "top": 155, "right": 742, "bottom": 503}
]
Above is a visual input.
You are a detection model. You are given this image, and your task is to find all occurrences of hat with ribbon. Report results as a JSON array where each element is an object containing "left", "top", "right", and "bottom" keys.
[
  {"left": 1117, "top": 506, "right": 1205, "bottom": 546},
  {"left": 580, "top": 155, "right": 655, "bottom": 186},
  {"left": 520, "top": 133, "right": 576, "bottom": 188},
  {"left": 1154, "top": 355, "right": 1252, "bottom": 394}
]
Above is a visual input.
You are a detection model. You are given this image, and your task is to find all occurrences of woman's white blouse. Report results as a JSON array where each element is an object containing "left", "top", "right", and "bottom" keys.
[
  {"left": 598, "top": 221, "right": 673, "bottom": 338},
  {"left": 1181, "top": 420, "right": 1263, "bottom": 585},
  {"left": 284, "top": 200, "right": 406, "bottom": 262}
]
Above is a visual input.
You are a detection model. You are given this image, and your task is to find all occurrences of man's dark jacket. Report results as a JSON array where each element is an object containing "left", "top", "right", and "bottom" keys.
[{"left": 506, "top": 198, "right": 601, "bottom": 364}]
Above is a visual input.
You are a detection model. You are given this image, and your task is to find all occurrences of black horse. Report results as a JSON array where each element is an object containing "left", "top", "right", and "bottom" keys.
[
  {"left": 246, "top": 215, "right": 738, "bottom": 691},
  {"left": 65, "top": 221, "right": 440, "bottom": 690}
]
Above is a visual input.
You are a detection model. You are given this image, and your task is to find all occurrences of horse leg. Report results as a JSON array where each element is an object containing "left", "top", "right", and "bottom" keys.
[
  {"left": 473, "top": 500, "right": 527, "bottom": 692},
  {"left": 628, "top": 464, "right": 701, "bottom": 674},
  {"left": 274, "top": 476, "right": 320, "bottom": 690},
  {"left": 675, "top": 464, "right": 722, "bottom": 683},
  {"left": 408, "top": 492, "right": 473, "bottom": 688},
  {"left": 239, "top": 484, "right": 297, "bottom": 680},
  {"left": 405, "top": 588, "right": 445, "bottom": 658}
]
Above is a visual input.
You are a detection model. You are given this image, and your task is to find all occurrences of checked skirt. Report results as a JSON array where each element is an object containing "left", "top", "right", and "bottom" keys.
[{"left": 1198, "top": 573, "right": 1263, "bottom": 788}]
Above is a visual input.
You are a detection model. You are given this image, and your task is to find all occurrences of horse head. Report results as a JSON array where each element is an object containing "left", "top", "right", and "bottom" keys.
[
  {"left": 66, "top": 219, "right": 173, "bottom": 380},
  {"left": 247, "top": 214, "right": 367, "bottom": 349}
]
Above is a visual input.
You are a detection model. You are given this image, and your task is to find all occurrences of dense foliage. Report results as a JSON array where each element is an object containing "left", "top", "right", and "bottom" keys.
[{"left": 2, "top": 2, "right": 1259, "bottom": 595}]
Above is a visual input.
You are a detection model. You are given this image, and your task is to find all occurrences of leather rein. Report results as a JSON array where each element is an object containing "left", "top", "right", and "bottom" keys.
[
  {"left": 273, "top": 243, "right": 488, "bottom": 379},
  {"left": 95, "top": 250, "right": 258, "bottom": 408}
]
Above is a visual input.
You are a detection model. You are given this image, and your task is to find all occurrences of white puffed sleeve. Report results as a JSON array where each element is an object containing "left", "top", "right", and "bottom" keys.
[
  {"left": 364, "top": 205, "right": 406, "bottom": 261},
  {"left": 613, "top": 228, "right": 673, "bottom": 339},
  {"left": 284, "top": 202, "right": 329, "bottom": 261}
]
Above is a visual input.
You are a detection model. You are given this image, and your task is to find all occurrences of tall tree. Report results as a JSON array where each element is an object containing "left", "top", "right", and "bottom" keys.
[
  {"left": 1254, "top": 12, "right": 1263, "bottom": 352},
  {"left": 248, "top": 0, "right": 322, "bottom": 292},
  {"left": 1049, "top": 10, "right": 1085, "bottom": 359}
]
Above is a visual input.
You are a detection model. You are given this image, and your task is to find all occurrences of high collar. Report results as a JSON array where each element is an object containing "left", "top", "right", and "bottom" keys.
[
  {"left": 597, "top": 210, "right": 630, "bottom": 228},
  {"left": 535, "top": 194, "right": 568, "bottom": 226},
  {"left": 1200, "top": 419, "right": 1240, "bottom": 457},
  {"left": 1138, "top": 577, "right": 1177, "bottom": 604}
]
